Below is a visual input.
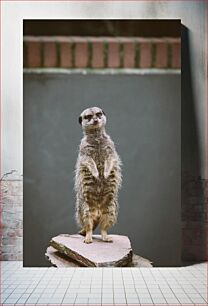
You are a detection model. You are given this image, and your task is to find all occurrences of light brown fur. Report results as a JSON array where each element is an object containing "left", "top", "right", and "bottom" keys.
[{"left": 75, "top": 107, "right": 122, "bottom": 243}]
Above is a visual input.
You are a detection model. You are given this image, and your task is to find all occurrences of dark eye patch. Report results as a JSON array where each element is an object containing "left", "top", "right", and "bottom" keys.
[
  {"left": 84, "top": 114, "right": 93, "bottom": 120},
  {"left": 96, "top": 112, "right": 102, "bottom": 118}
]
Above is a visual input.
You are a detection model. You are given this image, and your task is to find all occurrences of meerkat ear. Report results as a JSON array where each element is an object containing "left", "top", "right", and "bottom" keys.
[
  {"left": 79, "top": 116, "right": 82, "bottom": 124},
  {"left": 102, "top": 110, "right": 106, "bottom": 116}
]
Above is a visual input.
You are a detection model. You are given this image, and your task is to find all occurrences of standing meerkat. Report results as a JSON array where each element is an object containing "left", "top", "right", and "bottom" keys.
[{"left": 75, "top": 107, "right": 122, "bottom": 244}]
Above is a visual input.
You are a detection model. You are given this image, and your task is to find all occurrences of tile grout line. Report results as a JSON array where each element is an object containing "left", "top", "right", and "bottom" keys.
[
  {"left": 139, "top": 269, "right": 154, "bottom": 305},
  {"left": 121, "top": 268, "right": 127, "bottom": 306},
  {"left": 168, "top": 268, "right": 205, "bottom": 304},
  {"left": 61, "top": 267, "right": 76, "bottom": 305},
  {"left": 157, "top": 268, "right": 181, "bottom": 305},
  {"left": 149, "top": 268, "right": 169, "bottom": 304},
  {"left": 0, "top": 262, "right": 207, "bottom": 306}
]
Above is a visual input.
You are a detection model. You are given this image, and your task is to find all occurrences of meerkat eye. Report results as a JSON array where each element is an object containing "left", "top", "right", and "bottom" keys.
[
  {"left": 96, "top": 112, "right": 102, "bottom": 118},
  {"left": 84, "top": 114, "right": 93, "bottom": 121}
]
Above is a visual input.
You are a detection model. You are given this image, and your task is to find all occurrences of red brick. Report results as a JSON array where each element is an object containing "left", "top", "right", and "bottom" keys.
[
  {"left": 8, "top": 231, "right": 16, "bottom": 238},
  {"left": 26, "top": 41, "right": 41, "bottom": 68},
  {"left": 7, "top": 181, "right": 22, "bottom": 196},
  {"left": 17, "top": 254, "right": 23, "bottom": 260},
  {"left": 140, "top": 42, "right": 151, "bottom": 68},
  {"left": 43, "top": 42, "right": 57, "bottom": 67},
  {"left": 3, "top": 237, "right": 16, "bottom": 245},
  {"left": 0, "top": 221, "right": 5, "bottom": 228},
  {"left": 172, "top": 42, "right": 181, "bottom": 68},
  {"left": 123, "top": 42, "right": 135, "bottom": 68},
  {"left": 156, "top": 42, "right": 168, "bottom": 68},
  {"left": 108, "top": 42, "right": 120, "bottom": 68},
  {"left": 75, "top": 42, "right": 88, "bottom": 68},
  {"left": 60, "top": 42, "right": 72, "bottom": 68},
  {"left": 16, "top": 228, "right": 23, "bottom": 237},
  {"left": 92, "top": 42, "right": 104, "bottom": 68}
]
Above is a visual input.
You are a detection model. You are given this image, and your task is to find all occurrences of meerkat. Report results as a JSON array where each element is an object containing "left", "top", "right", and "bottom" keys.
[{"left": 74, "top": 107, "right": 122, "bottom": 244}]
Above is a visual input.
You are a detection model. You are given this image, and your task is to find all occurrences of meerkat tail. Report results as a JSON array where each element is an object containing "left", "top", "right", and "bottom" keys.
[{"left": 78, "top": 220, "right": 99, "bottom": 236}]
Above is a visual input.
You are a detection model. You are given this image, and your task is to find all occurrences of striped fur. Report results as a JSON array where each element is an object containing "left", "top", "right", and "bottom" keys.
[{"left": 74, "top": 107, "right": 122, "bottom": 243}]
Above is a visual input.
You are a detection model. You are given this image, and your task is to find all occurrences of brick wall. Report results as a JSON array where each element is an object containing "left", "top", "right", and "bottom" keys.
[
  {"left": 0, "top": 173, "right": 23, "bottom": 260},
  {"left": 23, "top": 36, "right": 181, "bottom": 69},
  {"left": 1, "top": 174, "right": 207, "bottom": 262}
]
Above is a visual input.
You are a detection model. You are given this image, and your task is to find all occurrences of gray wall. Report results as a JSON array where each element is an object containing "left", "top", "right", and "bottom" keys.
[{"left": 24, "top": 72, "right": 181, "bottom": 267}]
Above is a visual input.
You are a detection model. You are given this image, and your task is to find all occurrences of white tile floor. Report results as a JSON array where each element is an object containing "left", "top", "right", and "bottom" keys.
[{"left": 0, "top": 261, "right": 207, "bottom": 305}]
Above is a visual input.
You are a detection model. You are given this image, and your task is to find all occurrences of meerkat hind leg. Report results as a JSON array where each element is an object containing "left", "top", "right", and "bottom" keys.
[
  {"left": 83, "top": 215, "right": 93, "bottom": 244},
  {"left": 100, "top": 205, "right": 117, "bottom": 242},
  {"left": 101, "top": 229, "right": 113, "bottom": 242},
  {"left": 84, "top": 229, "right": 93, "bottom": 244},
  {"left": 100, "top": 216, "right": 113, "bottom": 242}
]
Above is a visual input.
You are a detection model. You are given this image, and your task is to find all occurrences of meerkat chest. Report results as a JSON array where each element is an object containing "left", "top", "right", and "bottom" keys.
[
  {"left": 84, "top": 142, "right": 111, "bottom": 181},
  {"left": 94, "top": 145, "right": 106, "bottom": 161},
  {"left": 91, "top": 143, "right": 109, "bottom": 167}
]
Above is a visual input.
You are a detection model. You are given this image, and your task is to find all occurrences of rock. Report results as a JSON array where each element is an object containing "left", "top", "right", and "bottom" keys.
[
  {"left": 128, "top": 254, "right": 153, "bottom": 267},
  {"left": 49, "top": 234, "right": 132, "bottom": 267},
  {"left": 45, "top": 246, "right": 81, "bottom": 267},
  {"left": 45, "top": 246, "right": 153, "bottom": 268}
]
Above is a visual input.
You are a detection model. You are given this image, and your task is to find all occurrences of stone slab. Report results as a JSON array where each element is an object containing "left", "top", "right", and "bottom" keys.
[
  {"left": 46, "top": 246, "right": 153, "bottom": 268},
  {"left": 45, "top": 246, "right": 81, "bottom": 267},
  {"left": 49, "top": 234, "right": 132, "bottom": 267}
]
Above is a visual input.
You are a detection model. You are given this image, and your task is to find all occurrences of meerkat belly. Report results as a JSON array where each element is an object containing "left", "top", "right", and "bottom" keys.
[
  {"left": 90, "top": 206, "right": 101, "bottom": 223},
  {"left": 82, "top": 146, "right": 117, "bottom": 208}
]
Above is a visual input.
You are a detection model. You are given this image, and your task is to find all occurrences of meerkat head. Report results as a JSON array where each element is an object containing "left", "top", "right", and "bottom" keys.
[{"left": 79, "top": 107, "right": 106, "bottom": 131}]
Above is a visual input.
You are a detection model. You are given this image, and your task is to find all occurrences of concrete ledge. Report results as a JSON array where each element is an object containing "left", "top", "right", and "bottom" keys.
[{"left": 23, "top": 68, "right": 181, "bottom": 75}]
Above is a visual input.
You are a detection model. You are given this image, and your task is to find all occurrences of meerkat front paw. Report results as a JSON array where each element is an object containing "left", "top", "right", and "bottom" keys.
[
  {"left": 104, "top": 170, "right": 110, "bottom": 179},
  {"left": 92, "top": 169, "right": 99, "bottom": 179},
  {"left": 84, "top": 237, "right": 93, "bottom": 244}
]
